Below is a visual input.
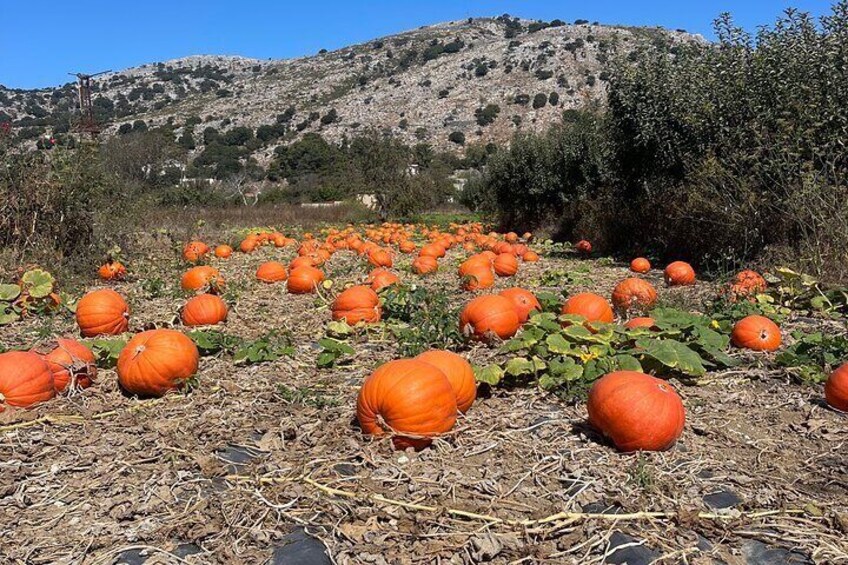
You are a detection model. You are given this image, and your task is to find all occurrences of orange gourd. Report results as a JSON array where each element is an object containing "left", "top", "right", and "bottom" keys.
[
  {"left": 412, "top": 256, "right": 438, "bottom": 275},
  {"left": 731, "top": 315, "right": 781, "bottom": 351},
  {"left": 368, "top": 248, "right": 393, "bottom": 268},
  {"left": 522, "top": 250, "right": 539, "bottom": 262},
  {"left": 0, "top": 351, "right": 55, "bottom": 410},
  {"left": 40, "top": 338, "right": 96, "bottom": 392},
  {"left": 575, "top": 240, "right": 592, "bottom": 255},
  {"left": 493, "top": 253, "right": 519, "bottom": 277},
  {"left": 214, "top": 245, "right": 233, "bottom": 259},
  {"left": 256, "top": 261, "right": 288, "bottom": 283},
  {"left": 368, "top": 268, "right": 400, "bottom": 291},
  {"left": 76, "top": 289, "right": 130, "bottom": 337},
  {"left": 183, "top": 241, "right": 210, "bottom": 263},
  {"left": 181, "top": 266, "right": 225, "bottom": 293},
  {"left": 499, "top": 288, "right": 541, "bottom": 323},
  {"left": 611, "top": 278, "right": 658, "bottom": 313},
  {"left": 98, "top": 260, "right": 127, "bottom": 281},
  {"left": 630, "top": 257, "right": 651, "bottom": 273},
  {"left": 561, "top": 293, "right": 614, "bottom": 324},
  {"left": 462, "top": 265, "right": 495, "bottom": 291},
  {"left": 117, "top": 329, "right": 199, "bottom": 397},
  {"left": 416, "top": 350, "right": 476, "bottom": 413},
  {"left": 460, "top": 295, "right": 521, "bottom": 341},
  {"left": 664, "top": 261, "right": 696, "bottom": 286},
  {"left": 181, "top": 294, "right": 229, "bottom": 326},
  {"left": 825, "top": 363, "right": 848, "bottom": 412},
  {"left": 287, "top": 266, "right": 325, "bottom": 294},
  {"left": 332, "top": 286, "right": 381, "bottom": 324},
  {"left": 625, "top": 317, "right": 657, "bottom": 330}
]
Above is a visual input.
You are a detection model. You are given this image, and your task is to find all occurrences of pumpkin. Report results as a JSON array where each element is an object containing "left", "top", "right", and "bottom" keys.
[
  {"left": 399, "top": 240, "right": 417, "bottom": 254},
  {"left": 368, "top": 248, "right": 393, "bottom": 268},
  {"left": 462, "top": 265, "right": 495, "bottom": 291},
  {"left": 412, "top": 256, "right": 438, "bottom": 275},
  {"left": 182, "top": 241, "right": 210, "bottom": 263},
  {"left": 256, "top": 261, "right": 288, "bottom": 283},
  {"left": 493, "top": 253, "right": 519, "bottom": 277},
  {"left": 460, "top": 295, "right": 521, "bottom": 341},
  {"left": 499, "top": 288, "right": 541, "bottom": 323},
  {"left": 729, "top": 270, "right": 767, "bottom": 299},
  {"left": 625, "top": 317, "right": 658, "bottom": 330},
  {"left": 356, "top": 359, "right": 457, "bottom": 450},
  {"left": 214, "top": 245, "right": 233, "bottom": 259},
  {"left": 611, "top": 278, "right": 658, "bottom": 313},
  {"left": 575, "top": 240, "right": 592, "bottom": 255},
  {"left": 522, "top": 250, "right": 540, "bottom": 262},
  {"left": 368, "top": 268, "right": 400, "bottom": 291},
  {"left": 731, "top": 315, "right": 781, "bottom": 351},
  {"left": 332, "top": 286, "right": 381, "bottom": 324},
  {"left": 561, "top": 293, "right": 614, "bottom": 324},
  {"left": 290, "top": 255, "right": 319, "bottom": 270},
  {"left": 588, "top": 371, "right": 685, "bottom": 452},
  {"left": 181, "top": 294, "right": 228, "bottom": 326},
  {"left": 419, "top": 243, "right": 446, "bottom": 259},
  {"left": 76, "top": 289, "right": 130, "bottom": 337},
  {"left": 239, "top": 237, "right": 258, "bottom": 253},
  {"left": 505, "top": 232, "right": 518, "bottom": 243},
  {"left": 630, "top": 257, "right": 651, "bottom": 273},
  {"left": 0, "top": 351, "right": 55, "bottom": 410},
  {"left": 39, "top": 338, "right": 97, "bottom": 392},
  {"left": 416, "top": 350, "right": 476, "bottom": 413},
  {"left": 459, "top": 255, "right": 492, "bottom": 277},
  {"left": 181, "top": 266, "right": 225, "bottom": 293},
  {"left": 287, "top": 266, "right": 325, "bottom": 294},
  {"left": 825, "top": 363, "right": 848, "bottom": 412},
  {"left": 98, "top": 260, "right": 127, "bottom": 281},
  {"left": 117, "top": 329, "right": 199, "bottom": 397},
  {"left": 664, "top": 261, "right": 696, "bottom": 286}
]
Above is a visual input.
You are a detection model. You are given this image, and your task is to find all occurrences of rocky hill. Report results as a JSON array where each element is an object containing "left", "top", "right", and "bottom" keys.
[{"left": 0, "top": 16, "right": 703, "bottom": 161}]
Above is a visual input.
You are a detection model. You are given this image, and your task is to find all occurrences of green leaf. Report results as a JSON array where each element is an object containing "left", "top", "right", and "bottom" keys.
[
  {"left": 474, "top": 364, "right": 504, "bottom": 386},
  {"left": 20, "top": 269, "right": 54, "bottom": 299},
  {"left": 0, "top": 284, "right": 21, "bottom": 302},
  {"left": 327, "top": 320, "right": 353, "bottom": 337},
  {"left": 637, "top": 338, "right": 707, "bottom": 376},
  {"left": 0, "top": 310, "right": 19, "bottom": 325},
  {"left": 546, "top": 333, "right": 574, "bottom": 354},
  {"left": 505, "top": 356, "right": 535, "bottom": 376}
]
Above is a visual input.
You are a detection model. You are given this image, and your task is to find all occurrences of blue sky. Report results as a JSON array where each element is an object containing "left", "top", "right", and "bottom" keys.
[{"left": 0, "top": 0, "right": 836, "bottom": 89}]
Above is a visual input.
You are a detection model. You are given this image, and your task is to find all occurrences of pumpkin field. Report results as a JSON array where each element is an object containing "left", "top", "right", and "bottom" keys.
[{"left": 1, "top": 220, "right": 847, "bottom": 564}]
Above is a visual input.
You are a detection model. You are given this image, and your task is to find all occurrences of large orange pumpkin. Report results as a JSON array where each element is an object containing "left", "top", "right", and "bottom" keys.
[
  {"left": 731, "top": 315, "right": 781, "bottom": 351},
  {"left": 825, "top": 363, "right": 848, "bottom": 412},
  {"left": 367, "top": 268, "right": 400, "bottom": 291},
  {"left": 415, "top": 350, "right": 476, "bottom": 413},
  {"left": 181, "top": 294, "right": 229, "bottom": 326},
  {"left": 419, "top": 243, "right": 446, "bottom": 259},
  {"left": 332, "top": 286, "right": 381, "bottom": 324},
  {"left": 499, "top": 288, "right": 541, "bottom": 323},
  {"left": 611, "top": 278, "right": 658, "bottom": 313},
  {"left": 40, "top": 338, "right": 96, "bottom": 392},
  {"left": 522, "top": 251, "right": 540, "bottom": 262},
  {"left": 412, "top": 256, "right": 438, "bottom": 275},
  {"left": 76, "top": 289, "right": 130, "bottom": 337},
  {"left": 287, "top": 266, "right": 325, "bottom": 294},
  {"left": 239, "top": 237, "right": 258, "bottom": 253},
  {"left": 356, "top": 359, "right": 457, "bottom": 450},
  {"left": 630, "top": 257, "right": 651, "bottom": 273},
  {"left": 664, "top": 261, "right": 696, "bottom": 286},
  {"left": 460, "top": 295, "right": 521, "bottom": 341},
  {"left": 117, "top": 329, "right": 199, "bottom": 397},
  {"left": 493, "top": 253, "right": 519, "bottom": 277},
  {"left": 181, "top": 266, "right": 225, "bottom": 293},
  {"left": 183, "top": 241, "right": 210, "bottom": 263},
  {"left": 462, "top": 265, "right": 495, "bottom": 291},
  {"left": 587, "top": 371, "right": 685, "bottom": 452},
  {"left": 459, "top": 255, "right": 492, "bottom": 277},
  {"left": 256, "top": 261, "right": 288, "bottom": 283},
  {"left": 368, "top": 248, "right": 393, "bottom": 268},
  {"left": 561, "top": 293, "right": 614, "bottom": 324},
  {"left": 98, "top": 260, "right": 127, "bottom": 281},
  {"left": 214, "top": 245, "right": 233, "bottom": 259},
  {"left": 0, "top": 351, "right": 55, "bottom": 410}
]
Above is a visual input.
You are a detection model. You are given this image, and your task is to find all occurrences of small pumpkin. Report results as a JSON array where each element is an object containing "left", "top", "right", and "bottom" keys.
[
  {"left": 561, "top": 293, "right": 614, "bottom": 324},
  {"left": 181, "top": 266, "right": 225, "bottom": 293},
  {"left": 461, "top": 265, "right": 495, "bottom": 291},
  {"left": 630, "top": 257, "right": 651, "bottom": 273},
  {"left": 728, "top": 270, "right": 767, "bottom": 299},
  {"left": 256, "top": 261, "right": 288, "bottom": 283},
  {"left": 522, "top": 250, "right": 539, "bottom": 262},
  {"left": 117, "top": 329, "right": 199, "bottom": 397},
  {"left": 825, "top": 363, "right": 848, "bottom": 412},
  {"left": 181, "top": 294, "right": 228, "bottom": 326},
  {"left": 0, "top": 351, "right": 55, "bottom": 410},
  {"left": 664, "top": 261, "right": 696, "bottom": 286},
  {"left": 287, "top": 266, "right": 325, "bottom": 294},
  {"left": 499, "top": 287, "right": 541, "bottom": 323},
  {"left": 416, "top": 350, "right": 476, "bottom": 413},
  {"left": 98, "top": 260, "right": 127, "bottom": 281},
  {"left": 493, "top": 253, "right": 519, "bottom": 277},
  {"left": 367, "top": 268, "right": 400, "bottom": 291},
  {"left": 625, "top": 317, "right": 658, "bottom": 330},
  {"left": 356, "top": 359, "right": 457, "bottom": 450},
  {"left": 588, "top": 371, "right": 685, "bottom": 452},
  {"left": 40, "top": 338, "right": 97, "bottom": 393},
  {"left": 412, "top": 256, "right": 438, "bottom": 275},
  {"left": 214, "top": 245, "right": 233, "bottom": 259},
  {"left": 575, "top": 240, "right": 592, "bottom": 255},
  {"left": 611, "top": 278, "right": 658, "bottom": 313},
  {"left": 731, "top": 315, "right": 781, "bottom": 351},
  {"left": 76, "top": 289, "right": 130, "bottom": 337},
  {"left": 182, "top": 241, "right": 210, "bottom": 263},
  {"left": 460, "top": 295, "right": 521, "bottom": 341},
  {"left": 332, "top": 286, "right": 381, "bottom": 324}
]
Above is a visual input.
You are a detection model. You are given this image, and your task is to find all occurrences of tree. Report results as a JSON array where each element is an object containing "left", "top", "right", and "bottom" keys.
[
  {"left": 533, "top": 93, "right": 548, "bottom": 109},
  {"left": 449, "top": 131, "right": 466, "bottom": 145}
]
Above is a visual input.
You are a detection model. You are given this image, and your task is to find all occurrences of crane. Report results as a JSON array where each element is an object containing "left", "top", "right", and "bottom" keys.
[{"left": 69, "top": 70, "right": 111, "bottom": 136}]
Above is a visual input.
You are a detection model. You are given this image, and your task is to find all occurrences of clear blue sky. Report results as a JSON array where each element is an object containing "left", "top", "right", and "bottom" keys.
[{"left": 0, "top": 0, "right": 836, "bottom": 89}]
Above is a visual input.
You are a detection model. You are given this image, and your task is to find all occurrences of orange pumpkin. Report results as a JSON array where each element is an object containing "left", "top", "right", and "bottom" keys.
[
  {"left": 287, "top": 266, "right": 325, "bottom": 294},
  {"left": 729, "top": 270, "right": 767, "bottom": 299},
  {"left": 611, "top": 278, "right": 658, "bottom": 313},
  {"left": 499, "top": 288, "right": 541, "bottom": 323},
  {"left": 575, "top": 240, "right": 592, "bottom": 255},
  {"left": 625, "top": 317, "right": 658, "bottom": 330},
  {"left": 290, "top": 255, "right": 318, "bottom": 270},
  {"left": 419, "top": 243, "right": 446, "bottom": 259},
  {"left": 522, "top": 250, "right": 539, "bottom": 262},
  {"left": 356, "top": 359, "right": 457, "bottom": 450},
  {"left": 731, "top": 315, "right": 781, "bottom": 351},
  {"left": 182, "top": 241, "right": 210, "bottom": 263},
  {"left": 181, "top": 266, "right": 225, "bottom": 293},
  {"left": 587, "top": 371, "right": 685, "bottom": 452},
  {"left": 412, "top": 256, "right": 438, "bottom": 275},
  {"left": 368, "top": 248, "right": 393, "bottom": 268},
  {"left": 462, "top": 264, "right": 495, "bottom": 291},
  {"left": 40, "top": 338, "right": 96, "bottom": 392},
  {"left": 460, "top": 295, "right": 521, "bottom": 341},
  {"left": 117, "top": 329, "right": 199, "bottom": 397},
  {"left": 76, "top": 289, "right": 130, "bottom": 337},
  {"left": 561, "top": 293, "right": 614, "bottom": 324},
  {"left": 98, "top": 260, "right": 127, "bottom": 281},
  {"left": 493, "top": 253, "right": 519, "bottom": 277},
  {"left": 459, "top": 255, "right": 492, "bottom": 277},
  {"left": 664, "top": 261, "right": 696, "bottom": 286},
  {"left": 0, "top": 351, "right": 55, "bottom": 410},
  {"left": 181, "top": 294, "right": 229, "bottom": 326},
  {"left": 368, "top": 268, "right": 400, "bottom": 291},
  {"left": 825, "top": 363, "right": 848, "bottom": 412},
  {"left": 416, "top": 350, "right": 476, "bottom": 413},
  {"left": 239, "top": 236, "right": 259, "bottom": 253},
  {"left": 256, "top": 261, "right": 288, "bottom": 283},
  {"left": 630, "top": 257, "right": 651, "bottom": 273},
  {"left": 332, "top": 286, "right": 381, "bottom": 324},
  {"left": 214, "top": 245, "right": 233, "bottom": 259}
]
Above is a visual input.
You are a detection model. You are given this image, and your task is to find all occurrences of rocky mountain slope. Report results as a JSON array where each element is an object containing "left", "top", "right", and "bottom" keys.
[{"left": 0, "top": 16, "right": 702, "bottom": 157}]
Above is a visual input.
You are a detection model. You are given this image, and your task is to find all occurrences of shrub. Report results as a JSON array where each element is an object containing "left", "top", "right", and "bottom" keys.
[
  {"left": 474, "top": 104, "right": 500, "bottom": 127},
  {"left": 448, "top": 131, "right": 466, "bottom": 145},
  {"left": 532, "top": 93, "right": 548, "bottom": 109}
]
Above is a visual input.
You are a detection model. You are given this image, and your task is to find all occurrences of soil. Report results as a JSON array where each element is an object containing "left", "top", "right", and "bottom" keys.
[{"left": 1, "top": 230, "right": 846, "bottom": 565}]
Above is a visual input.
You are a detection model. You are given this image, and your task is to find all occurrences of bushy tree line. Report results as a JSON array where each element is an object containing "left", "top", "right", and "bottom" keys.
[{"left": 471, "top": 3, "right": 848, "bottom": 279}]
